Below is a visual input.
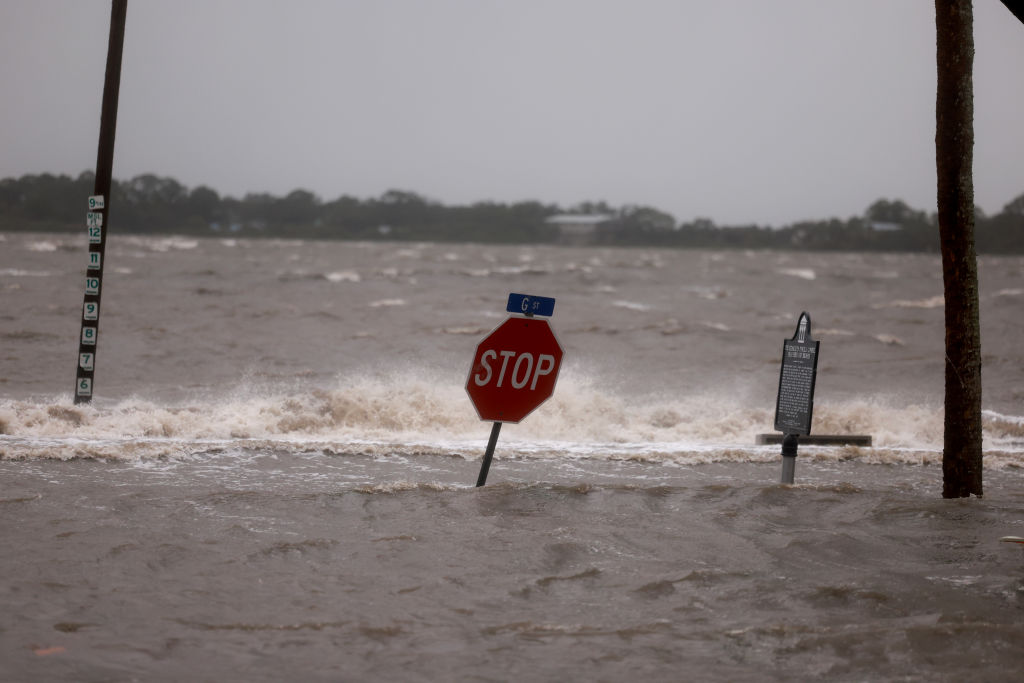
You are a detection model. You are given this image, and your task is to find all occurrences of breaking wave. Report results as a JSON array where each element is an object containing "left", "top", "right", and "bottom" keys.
[{"left": 1, "top": 372, "right": 1021, "bottom": 466}]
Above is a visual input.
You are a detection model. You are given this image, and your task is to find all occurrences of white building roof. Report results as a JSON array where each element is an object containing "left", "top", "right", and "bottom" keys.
[{"left": 544, "top": 213, "right": 615, "bottom": 225}]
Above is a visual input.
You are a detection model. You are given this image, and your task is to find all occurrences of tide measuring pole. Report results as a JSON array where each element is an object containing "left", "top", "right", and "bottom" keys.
[
  {"left": 74, "top": 0, "right": 128, "bottom": 404},
  {"left": 466, "top": 293, "right": 563, "bottom": 486},
  {"left": 772, "top": 312, "right": 820, "bottom": 484}
]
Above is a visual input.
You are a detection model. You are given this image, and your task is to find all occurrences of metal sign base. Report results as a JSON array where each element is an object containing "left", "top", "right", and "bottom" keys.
[{"left": 781, "top": 433, "right": 798, "bottom": 484}]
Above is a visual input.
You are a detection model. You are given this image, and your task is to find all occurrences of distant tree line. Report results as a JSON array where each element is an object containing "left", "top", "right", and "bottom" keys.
[{"left": 2, "top": 170, "right": 1024, "bottom": 252}]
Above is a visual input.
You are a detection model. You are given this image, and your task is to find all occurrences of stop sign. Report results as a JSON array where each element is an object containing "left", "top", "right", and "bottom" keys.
[{"left": 466, "top": 316, "right": 564, "bottom": 423}]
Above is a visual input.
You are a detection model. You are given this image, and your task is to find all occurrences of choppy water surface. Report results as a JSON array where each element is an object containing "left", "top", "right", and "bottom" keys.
[{"left": 2, "top": 232, "right": 1023, "bottom": 680}]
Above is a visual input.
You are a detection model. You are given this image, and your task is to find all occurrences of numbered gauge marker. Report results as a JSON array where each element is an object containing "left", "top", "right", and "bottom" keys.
[
  {"left": 81, "top": 326, "right": 97, "bottom": 346},
  {"left": 88, "top": 252, "right": 101, "bottom": 270},
  {"left": 83, "top": 302, "right": 99, "bottom": 321},
  {"left": 85, "top": 277, "right": 100, "bottom": 296},
  {"left": 88, "top": 195, "right": 105, "bottom": 210},
  {"left": 88, "top": 226, "right": 102, "bottom": 244},
  {"left": 76, "top": 377, "right": 93, "bottom": 397},
  {"left": 79, "top": 352, "right": 95, "bottom": 371}
]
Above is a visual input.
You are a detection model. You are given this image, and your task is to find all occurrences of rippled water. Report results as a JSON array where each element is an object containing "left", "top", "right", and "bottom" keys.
[{"left": 2, "top": 232, "right": 1023, "bottom": 680}]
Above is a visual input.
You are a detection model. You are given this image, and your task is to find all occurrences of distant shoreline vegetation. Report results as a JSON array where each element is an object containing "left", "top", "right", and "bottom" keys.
[{"left": 3, "top": 171, "right": 1024, "bottom": 252}]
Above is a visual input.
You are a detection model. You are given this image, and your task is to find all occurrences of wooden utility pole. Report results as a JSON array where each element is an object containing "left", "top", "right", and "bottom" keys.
[
  {"left": 74, "top": 0, "right": 127, "bottom": 404},
  {"left": 935, "top": 0, "right": 982, "bottom": 497}
]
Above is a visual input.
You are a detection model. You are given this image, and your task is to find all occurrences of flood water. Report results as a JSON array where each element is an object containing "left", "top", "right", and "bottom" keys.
[{"left": 2, "top": 232, "right": 1023, "bottom": 680}]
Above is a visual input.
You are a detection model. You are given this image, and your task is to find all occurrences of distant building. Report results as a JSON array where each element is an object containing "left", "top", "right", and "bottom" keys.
[
  {"left": 545, "top": 213, "right": 615, "bottom": 244},
  {"left": 868, "top": 221, "right": 903, "bottom": 232}
]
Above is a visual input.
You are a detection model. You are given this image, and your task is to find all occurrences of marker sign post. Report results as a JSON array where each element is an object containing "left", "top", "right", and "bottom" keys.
[
  {"left": 74, "top": 0, "right": 127, "bottom": 404},
  {"left": 773, "top": 312, "right": 819, "bottom": 483},
  {"left": 466, "top": 293, "right": 563, "bottom": 486}
]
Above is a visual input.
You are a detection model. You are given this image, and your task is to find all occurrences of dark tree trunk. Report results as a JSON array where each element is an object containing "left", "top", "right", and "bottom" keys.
[{"left": 935, "top": 0, "right": 982, "bottom": 497}]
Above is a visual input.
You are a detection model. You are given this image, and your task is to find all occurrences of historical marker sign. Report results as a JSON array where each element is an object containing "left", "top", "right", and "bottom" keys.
[
  {"left": 773, "top": 312, "right": 819, "bottom": 435},
  {"left": 466, "top": 316, "right": 564, "bottom": 423}
]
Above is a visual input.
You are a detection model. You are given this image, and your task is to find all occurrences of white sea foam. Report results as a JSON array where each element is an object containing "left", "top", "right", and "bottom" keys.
[
  {"left": 877, "top": 296, "right": 944, "bottom": 309},
  {"left": 2, "top": 375, "right": 1018, "bottom": 465},
  {"left": 873, "top": 334, "right": 905, "bottom": 346},
  {"left": 0, "top": 268, "right": 51, "bottom": 277},
  {"left": 494, "top": 265, "right": 552, "bottom": 275},
  {"left": 124, "top": 237, "right": 200, "bottom": 252},
  {"left": 440, "top": 326, "right": 485, "bottom": 335},
  {"left": 460, "top": 268, "right": 492, "bottom": 277},
  {"left": 612, "top": 300, "right": 652, "bottom": 312},
  {"left": 326, "top": 270, "right": 361, "bottom": 283},
  {"left": 778, "top": 268, "right": 816, "bottom": 280}
]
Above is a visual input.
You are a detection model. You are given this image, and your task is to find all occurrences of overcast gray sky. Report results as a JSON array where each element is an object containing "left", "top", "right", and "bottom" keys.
[{"left": 2, "top": 0, "right": 1022, "bottom": 226}]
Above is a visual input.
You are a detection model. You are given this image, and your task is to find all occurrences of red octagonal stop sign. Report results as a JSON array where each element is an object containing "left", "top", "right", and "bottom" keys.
[{"left": 466, "top": 316, "right": 564, "bottom": 423}]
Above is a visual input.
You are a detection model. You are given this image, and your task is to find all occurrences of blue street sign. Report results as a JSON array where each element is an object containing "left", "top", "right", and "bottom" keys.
[{"left": 506, "top": 292, "right": 556, "bottom": 317}]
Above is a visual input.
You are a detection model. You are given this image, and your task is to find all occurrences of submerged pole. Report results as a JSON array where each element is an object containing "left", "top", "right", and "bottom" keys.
[
  {"left": 780, "top": 433, "right": 798, "bottom": 484},
  {"left": 475, "top": 422, "right": 502, "bottom": 487},
  {"left": 74, "top": 0, "right": 127, "bottom": 404}
]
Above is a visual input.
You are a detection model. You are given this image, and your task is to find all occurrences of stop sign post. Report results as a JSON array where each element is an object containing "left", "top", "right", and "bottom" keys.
[{"left": 466, "top": 293, "right": 563, "bottom": 486}]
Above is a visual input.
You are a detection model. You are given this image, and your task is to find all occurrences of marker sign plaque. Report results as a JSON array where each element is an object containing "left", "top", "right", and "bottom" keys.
[{"left": 773, "top": 312, "right": 819, "bottom": 435}]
